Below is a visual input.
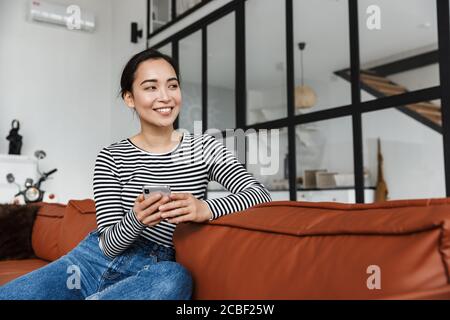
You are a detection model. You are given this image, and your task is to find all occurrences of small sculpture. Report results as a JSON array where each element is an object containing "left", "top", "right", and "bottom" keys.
[{"left": 6, "top": 119, "right": 23, "bottom": 155}]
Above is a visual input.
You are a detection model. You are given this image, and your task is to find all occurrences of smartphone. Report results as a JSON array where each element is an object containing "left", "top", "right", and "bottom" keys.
[{"left": 142, "top": 185, "right": 171, "bottom": 199}]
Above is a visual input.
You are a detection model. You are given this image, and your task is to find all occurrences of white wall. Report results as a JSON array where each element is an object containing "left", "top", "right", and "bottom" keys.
[
  {"left": 110, "top": 0, "right": 147, "bottom": 143},
  {"left": 0, "top": 0, "right": 147, "bottom": 204}
]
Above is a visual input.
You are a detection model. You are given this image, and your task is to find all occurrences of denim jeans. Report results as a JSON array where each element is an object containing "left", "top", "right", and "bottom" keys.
[{"left": 0, "top": 231, "right": 193, "bottom": 300}]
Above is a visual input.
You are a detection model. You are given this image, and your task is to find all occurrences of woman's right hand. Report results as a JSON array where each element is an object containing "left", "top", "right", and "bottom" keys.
[{"left": 133, "top": 193, "right": 170, "bottom": 227}]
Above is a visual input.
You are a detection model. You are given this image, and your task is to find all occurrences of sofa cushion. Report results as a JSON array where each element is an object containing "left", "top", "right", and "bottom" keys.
[
  {"left": 31, "top": 203, "right": 66, "bottom": 261},
  {"left": 0, "top": 204, "right": 40, "bottom": 261},
  {"left": 0, "top": 259, "right": 49, "bottom": 286},
  {"left": 173, "top": 197, "right": 450, "bottom": 299},
  {"left": 58, "top": 199, "right": 97, "bottom": 257}
]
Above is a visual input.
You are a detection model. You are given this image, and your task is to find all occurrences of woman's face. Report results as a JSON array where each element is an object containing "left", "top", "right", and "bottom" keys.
[{"left": 125, "top": 58, "right": 181, "bottom": 128}]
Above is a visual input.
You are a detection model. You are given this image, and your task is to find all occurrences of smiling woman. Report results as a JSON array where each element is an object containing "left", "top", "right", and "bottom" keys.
[
  {"left": 120, "top": 51, "right": 182, "bottom": 142},
  {"left": 121, "top": 51, "right": 181, "bottom": 132},
  {"left": 0, "top": 48, "right": 272, "bottom": 301}
]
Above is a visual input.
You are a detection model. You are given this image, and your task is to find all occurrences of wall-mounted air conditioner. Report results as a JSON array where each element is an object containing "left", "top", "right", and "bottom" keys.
[{"left": 29, "top": 0, "right": 96, "bottom": 32}]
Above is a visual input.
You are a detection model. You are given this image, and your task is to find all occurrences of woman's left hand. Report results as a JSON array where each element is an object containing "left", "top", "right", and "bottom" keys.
[{"left": 158, "top": 193, "right": 213, "bottom": 224}]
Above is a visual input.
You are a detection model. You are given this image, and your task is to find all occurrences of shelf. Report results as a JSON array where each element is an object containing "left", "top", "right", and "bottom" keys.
[
  {"left": 298, "top": 186, "right": 376, "bottom": 191},
  {"left": 0, "top": 154, "right": 36, "bottom": 163}
]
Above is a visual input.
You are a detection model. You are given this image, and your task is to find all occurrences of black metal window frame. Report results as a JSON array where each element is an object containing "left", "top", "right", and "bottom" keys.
[
  {"left": 148, "top": 0, "right": 450, "bottom": 202},
  {"left": 147, "top": 0, "right": 214, "bottom": 38}
]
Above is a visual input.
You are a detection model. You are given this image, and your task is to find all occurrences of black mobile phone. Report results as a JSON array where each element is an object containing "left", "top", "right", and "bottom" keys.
[{"left": 142, "top": 185, "right": 171, "bottom": 199}]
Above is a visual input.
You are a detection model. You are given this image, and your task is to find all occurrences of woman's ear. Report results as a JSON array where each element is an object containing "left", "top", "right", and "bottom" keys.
[{"left": 123, "top": 91, "right": 135, "bottom": 108}]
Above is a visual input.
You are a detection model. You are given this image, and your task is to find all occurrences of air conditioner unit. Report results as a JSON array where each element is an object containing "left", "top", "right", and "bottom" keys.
[{"left": 29, "top": 0, "right": 95, "bottom": 32}]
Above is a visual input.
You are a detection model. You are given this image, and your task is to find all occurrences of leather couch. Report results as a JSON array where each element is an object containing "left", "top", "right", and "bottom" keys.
[
  {"left": 173, "top": 197, "right": 450, "bottom": 299},
  {"left": 0, "top": 200, "right": 97, "bottom": 285},
  {"left": 1, "top": 198, "right": 450, "bottom": 299}
]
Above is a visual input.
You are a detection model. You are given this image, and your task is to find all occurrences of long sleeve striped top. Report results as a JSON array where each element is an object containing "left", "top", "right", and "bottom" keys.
[{"left": 93, "top": 132, "right": 272, "bottom": 258}]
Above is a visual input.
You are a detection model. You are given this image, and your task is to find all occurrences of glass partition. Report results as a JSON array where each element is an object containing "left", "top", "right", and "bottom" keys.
[
  {"left": 246, "top": 127, "right": 289, "bottom": 198},
  {"left": 207, "top": 12, "right": 236, "bottom": 131},
  {"left": 178, "top": 31, "right": 202, "bottom": 134},
  {"left": 176, "top": 0, "right": 203, "bottom": 16},
  {"left": 156, "top": 43, "right": 172, "bottom": 56},
  {"left": 293, "top": 0, "right": 351, "bottom": 115},
  {"left": 362, "top": 100, "right": 444, "bottom": 200},
  {"left": 150, "top": 0, "right": 173, "bottom": 33},
  {"left": 295, "top": 117, "right": 364, "bottom": 203},
  {"left": 246, "top": 0, "right": 287, "bottom": 125},
  {"left": 358, "top": 0, "right": 439, "bottom": 102}
]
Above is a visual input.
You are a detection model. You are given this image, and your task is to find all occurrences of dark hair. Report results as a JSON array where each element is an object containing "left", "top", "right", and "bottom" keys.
[{"left": 120, "top": 48, "right": 180, "bottom": 99}]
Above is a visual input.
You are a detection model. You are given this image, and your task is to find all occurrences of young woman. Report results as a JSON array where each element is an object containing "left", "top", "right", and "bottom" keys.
[{"left": 0, "top": 49, "right": 272, "bottom": 300}]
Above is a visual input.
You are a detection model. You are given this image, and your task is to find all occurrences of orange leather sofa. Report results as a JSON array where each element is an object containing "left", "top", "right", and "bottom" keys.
[
  {"left": 174, "top": 198, "right": 450, "bottom": 299},
  {"left": 1, "top": 198, "right": 450, "bottom": 299},
  {"left": 0, "top": 200, "right": 97, "bottom": 286}
]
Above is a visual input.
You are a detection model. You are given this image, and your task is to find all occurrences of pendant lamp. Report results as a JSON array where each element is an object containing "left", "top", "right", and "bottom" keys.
[{"left": 295, "top": 42, "right": 317, "bottom": 109}]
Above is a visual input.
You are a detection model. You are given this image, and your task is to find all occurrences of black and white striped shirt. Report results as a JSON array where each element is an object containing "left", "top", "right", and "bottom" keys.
[{"left": 93, "top": 132, "right": 272, "bottom": 258}]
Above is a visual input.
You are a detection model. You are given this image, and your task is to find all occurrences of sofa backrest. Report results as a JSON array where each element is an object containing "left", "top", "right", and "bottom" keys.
[
  {"left": 31, "top": 199, "right": 97, "bottom": 261},
  {"left": 173, "top": 197, "right": 450, "bottom": 299}
]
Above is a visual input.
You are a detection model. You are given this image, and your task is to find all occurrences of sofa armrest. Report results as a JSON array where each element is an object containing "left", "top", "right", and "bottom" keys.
[{"left": 31, "top": 202, "right": 66, "bottom": 261}]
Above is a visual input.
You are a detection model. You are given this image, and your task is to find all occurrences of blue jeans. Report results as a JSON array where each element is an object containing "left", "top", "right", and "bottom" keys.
[{"left": 0, "top": 231, "right": 192, "bottom": 300}]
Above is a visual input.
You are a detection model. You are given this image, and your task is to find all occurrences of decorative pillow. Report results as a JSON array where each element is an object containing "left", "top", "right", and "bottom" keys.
[{"left": 0, "top": 204, "right": 40, "bottom": 261}]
